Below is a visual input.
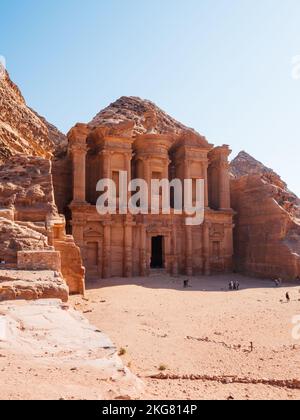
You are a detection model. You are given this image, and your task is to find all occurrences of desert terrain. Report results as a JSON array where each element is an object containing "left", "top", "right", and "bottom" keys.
[
  {"left": 0, "top": 274, "right": 300, "bottom": 400},
  {"left": 75, "top": 274, "right": 300, "bottom": 401}
]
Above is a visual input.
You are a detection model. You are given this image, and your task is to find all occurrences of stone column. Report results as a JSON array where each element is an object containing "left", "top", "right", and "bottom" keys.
[
  {"left": 103, "top": 222, "right": 111, "bottom": 279},
  {"left": 163, "top": 158, "right": 170, "bottom": 180},
  {"left": 98, "top": 237, "right": 103, "bottom": 277},
  {"left": 184, "top": 159, "right": 190, "bottom": 207},
  {"left": 164, "top": 235, "right": 171, "bottom": 273},
  {"left": 185, "top": 226, "right": 193, "bottom": 276},
  {"left": 126, "top": 153, "right": 132, "bottom": 182},
  {"left": 184, "top": 160, "right": 193, "bottom": 276},
  {"left": 126, "top": 153, "right": 132, "bottom": 205},
  {"left": 224, "top": 223, "right": 234, "bottom": 271},
  {"left": 219, "top": 160, "right": 231, "bottom": 210},
  {"left": 203, "top": 161, "right": 209, "bottom": 208},
  {"left": 101, "top": 150, "right": 111, "bottom": 179},
  {"left": 144, "top": 158, "right": 151, "bottom": 209},
  {"left": 72, "top": 145, "right": 87, "bottom": 203},
  {"left": 139, "top": 224, "right": 147, "bottom": 276},
  {"left": 172, "top": 226, "right": 179, "bottom": 276},
  {"left": 124, "top": 220, "right": 133, "bottom": 278},
  {"left": 208, "top": 146, "right": 231, "bottom": 211},
  {"left": 203, "top": 222, "right": 211, "bottom": 275}
]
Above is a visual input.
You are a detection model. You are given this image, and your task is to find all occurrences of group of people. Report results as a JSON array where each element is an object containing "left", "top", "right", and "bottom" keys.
[{"left": 229, "top": 280, "right": 240, "bottom": 291}]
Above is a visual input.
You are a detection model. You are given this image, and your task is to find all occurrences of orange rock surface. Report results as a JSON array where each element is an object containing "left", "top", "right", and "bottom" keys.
[
  {"left": 1, "top": 70, "right": 300, "bottom": 304},
  {"left": 0, "top": 71, "right": 66, "bottom": 162},
  {"left": 231, "top": 152, "right": 300, "bottom": 280},
  {"left": 0, "top": 73, "right": 84, "bottom": 300}
]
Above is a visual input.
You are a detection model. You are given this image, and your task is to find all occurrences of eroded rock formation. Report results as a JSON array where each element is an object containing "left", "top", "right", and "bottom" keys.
[
  {"left": 0, "top": 271, "right": 68, "bottom": 302},
  {"left": 0, "top": 71, "right": 66, "bottom": 162},
  {"left": 231, "top": 152, "right": 300, "bottom": 280},
  {"left": 0, "top": 155, "right": 58, "bottom": 219},
  {"left": 89, "top": 96, "right": 191, "bottom": 135},
  {"left": 0, "top": 73, "right": 84, "bottom": 301}
]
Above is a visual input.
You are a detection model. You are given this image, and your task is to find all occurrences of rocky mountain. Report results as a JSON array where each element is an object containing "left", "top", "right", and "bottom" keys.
[
  {"left": 0, "top": 72, "right": 84, "bottom": 301},
  {"left": 0, "top": 71, "right": 67, "bottom": 163},
  {"left": 230, "top": 151, "right": 300, "bottom": 280},
  {"left": 89, "top": 96, "right": 191, "bottom": 135},
  {"left": 231, "top": 151, "right": 279, "bottom": 179},
  {"left": 231, "top": 151, "right": 300, "bottom": 215}
]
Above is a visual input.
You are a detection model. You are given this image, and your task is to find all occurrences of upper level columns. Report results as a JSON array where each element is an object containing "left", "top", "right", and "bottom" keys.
[
  {"left": 68, "top": 124, "right": 89, "bottom": 204},
  {"left": 219, "top": 160, "right": 231, "bottom": 210},
  {"left": 101, "top": 150, "right": 111, "bottom": 179},
  {"left": 203, "top": 162, "right": 209, "bottom": 208},
  {"left": 72, "top": 148, "right": 87, "bottom": 203},
  {"left": 208, "top": 145, "right": 232, "bottom": 211}
]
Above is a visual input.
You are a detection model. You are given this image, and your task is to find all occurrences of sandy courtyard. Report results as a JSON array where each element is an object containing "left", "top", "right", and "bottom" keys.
[
  {"left": 1, "top": 274, "right": 300, "bottom": 400},
  {"left": 71, "top": 274, "right": 300, "bottom": 400}
]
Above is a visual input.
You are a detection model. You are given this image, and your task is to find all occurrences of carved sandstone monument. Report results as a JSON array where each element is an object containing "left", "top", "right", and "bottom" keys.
[
  {"left": 1, "top": 73, "right": 300, "bottom": 302},
  {"left": 65, "top": 98, "right": 234, "bottom": 279}
]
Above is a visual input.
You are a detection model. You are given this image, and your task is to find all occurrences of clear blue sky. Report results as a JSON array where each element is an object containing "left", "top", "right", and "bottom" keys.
[{"left": 1, "top": 0, "right": 300, "bottom": 194}]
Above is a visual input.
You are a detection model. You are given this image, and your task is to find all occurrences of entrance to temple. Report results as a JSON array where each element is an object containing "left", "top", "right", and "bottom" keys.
[{"left": 151, "top": 236, "right": 164, "bottom": 269}]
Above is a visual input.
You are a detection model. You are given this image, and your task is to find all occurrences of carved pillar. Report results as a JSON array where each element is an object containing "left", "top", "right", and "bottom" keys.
[
  {"left": 139, "top": 224, "right": 147, "bottom": 276},
  {"left": 203, "top": 222, "right": 211, "bottom": 275},
  {"left": 124, "top": 220, "right": 133, "bottom": 278},
  {"left": 184, "top": 159, "right": 190, "bottom": 206},
  {"left": 101, "top": 150, "right": 111, "bottom": 179},
  {"left": 98, "top": 236, "right": 103, "bottom": 277},
  {"left": 186, "top": 226, "right": 193, "bottom": 276},
  {"left": 184, "top": 159, "right": 193, "bottom": 276},
  {"left": 126, "top": 153, "right": 132, "bottom": 205},
  {"left": 219, "top": 161, "right": 231, "bottom": 210},
  {"left": 172, "top": 226, "right": 179, "bottom": 276},
  {"left": 208, "top": 146, "right": 231, "bottom": 211},
  {"left": 163, "top": 158, "right": 170, "bottom": 180},
  {"left": 203, "top": 161, "right": 209, "bottom": 208},
  {"left": 164, "top": 235, "right": 171, "bottom": 273},
  {"left": 224, "top": 222, "right": 234, "bottom": 271},
  {"left": 144, "top": 158, "right": 151, "bottom": 208},
  {"left": 71, "top": 146, "right": 87, "bottom": 203},
  {"left": 126, "top": 153, "right": 132, "bottom": 182},
  {"left": 103, "top": 222, "right": 111, "bottom": 279}
]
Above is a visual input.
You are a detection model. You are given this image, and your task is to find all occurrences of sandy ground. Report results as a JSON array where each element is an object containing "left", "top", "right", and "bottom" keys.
[
  {"left": 70, "top": 274, "right": 300, "bottom": 400},
  {"left": 0, "top": 274, "right": 300, "bottom": 400},
  {"left": 0, "top": 300, "right": 143, "bottom": 401}
]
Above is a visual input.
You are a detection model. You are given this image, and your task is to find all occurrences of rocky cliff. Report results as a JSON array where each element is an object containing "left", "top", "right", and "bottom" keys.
[
  {"left": 0, "top": 70, "right": 67, "bottom": 162},
  {"left": 0, "top": 72, "right": 84, "bottom": 300},
  {"left": 231, "top": 152, "right": 300, "bottom": 280}
]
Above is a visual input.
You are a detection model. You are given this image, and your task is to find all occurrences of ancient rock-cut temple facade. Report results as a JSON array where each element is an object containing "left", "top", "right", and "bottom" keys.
[{"left": 68, "top": 115, "right": 234, "bottom": 280}]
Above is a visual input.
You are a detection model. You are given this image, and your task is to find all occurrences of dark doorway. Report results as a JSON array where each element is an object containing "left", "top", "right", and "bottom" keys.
[{"left": 151, "top": 236, "right": 164, "bottom": 269}]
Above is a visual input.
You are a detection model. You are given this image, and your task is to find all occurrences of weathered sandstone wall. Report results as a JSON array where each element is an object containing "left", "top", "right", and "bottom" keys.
[
  {"left": 0, "top": 71, "right": 66, "bottom": 162},
  {"left": 0, "top": 270, "right": 68, "bottom": 302},
  {"left": 0, "top": 72, "right": 84, "bottom": 300},
  {"left": 231, "top": 152, "right": 300, "bottom": 280},
  {"left": 0, "top": 217, "right": 51, "bottom": 266}
]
